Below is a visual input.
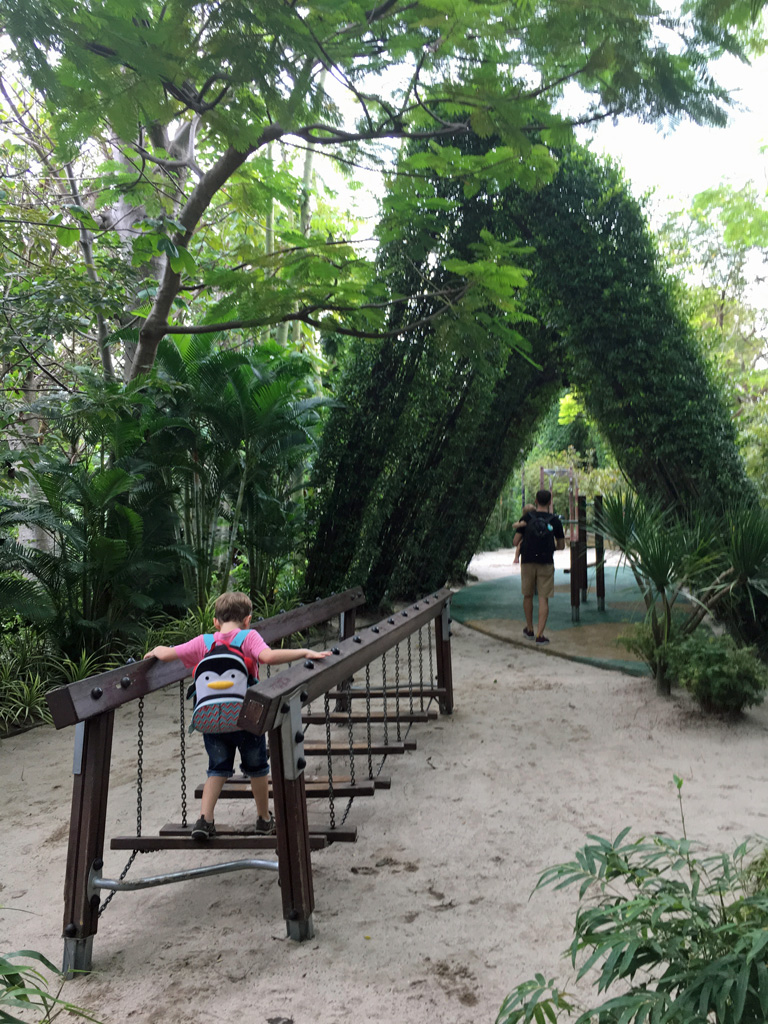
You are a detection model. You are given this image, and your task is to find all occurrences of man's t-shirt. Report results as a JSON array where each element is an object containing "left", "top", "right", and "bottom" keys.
[
  {"left": 518, "top": 510, "right": 565, "bottom": 565},
  {"left": 173, "top": 629, "right": 270, "bottom": 675}
]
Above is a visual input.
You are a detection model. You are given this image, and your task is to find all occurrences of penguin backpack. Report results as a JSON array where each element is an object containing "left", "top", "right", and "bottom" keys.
[{"left": 189, "top": 631, "right": 258, "bottom": 734}]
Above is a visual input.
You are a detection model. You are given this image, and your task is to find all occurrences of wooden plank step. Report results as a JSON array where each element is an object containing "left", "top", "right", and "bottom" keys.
[
  {"left": 110, "top": 834, "right": 326, "bottom": 851},
  {"left": 193, "top": 778, "right": 378, "bottom": 799},
  {"left": 327, "top": 688, "right": 445, "bottom": 701},
  {"left": 303, "top": 740, "right": 417, "bottom": 755},
  {"left": 302, "top": 711, "right": 437, "bottom": 725},
  {"left": 159, "top": 822, "right": 358, "bottom": 844}
]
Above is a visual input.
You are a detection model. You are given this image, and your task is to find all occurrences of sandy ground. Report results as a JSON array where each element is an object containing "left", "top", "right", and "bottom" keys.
[{"left": 3, "top": 549, "right": 768, "bottom": 1024}]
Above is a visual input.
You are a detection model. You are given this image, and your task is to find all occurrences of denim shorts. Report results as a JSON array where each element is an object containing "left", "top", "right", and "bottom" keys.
[{"left": 202, "top": 730, "right": 269, "bottom": 778}]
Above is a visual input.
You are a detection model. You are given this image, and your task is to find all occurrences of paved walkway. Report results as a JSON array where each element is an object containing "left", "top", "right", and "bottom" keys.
[{"left": 451, "top": 549, "right": 654, "bottom": 675}]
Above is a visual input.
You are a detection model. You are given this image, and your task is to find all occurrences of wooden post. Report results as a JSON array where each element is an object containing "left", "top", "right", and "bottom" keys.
[
  {"left": 335, "top": 606, "right": 358, "bottom": 711},
  {"left": 434, "top": 602, "right": 454, "bottom": 715},
  {"left": 61, "top": 711, "right": 114, "bottom": 977},
  {"left": 578, "top": 495, "right": 588, "bottom": 603},
  {"left": 570, "top": 538, "right": 580, "bottom": 623},
  {"left": 269, "top": 696, "right": 315, "bottom": 940},
  {"left": 594, "top": 494, "right": 605, "bottom": 611}
]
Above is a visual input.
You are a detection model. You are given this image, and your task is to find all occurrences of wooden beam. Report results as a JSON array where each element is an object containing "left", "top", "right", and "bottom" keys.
[
  {"left": 239, "top": 589, "right": 452, "bottom": 736},
  {"left": 158, "top": 822, "right": 358, "bottom": 843},
  {"left": 47, "top": 588, "right": 367, "bottom": 729},
  {"left": 193, "top": 778, "right": 377, "bottom": 799},
  {"left": 110, "top": 834, "right": 327, "bottom": 851},
  {"left": 303, "top": 740, "right": 416, "bottom": 755}
]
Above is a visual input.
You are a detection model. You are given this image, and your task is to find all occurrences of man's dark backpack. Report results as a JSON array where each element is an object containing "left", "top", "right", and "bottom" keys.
[{"left": 522, "top": 512, "right": 557, "bottom": 563}]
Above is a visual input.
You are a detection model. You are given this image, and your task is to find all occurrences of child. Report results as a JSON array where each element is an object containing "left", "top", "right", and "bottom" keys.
[
  {"left": 512, "top": 504, "right": 536, "bottom": 563},
  {"left": 145, "top": 591, "right": 330, "bottom": 840}
]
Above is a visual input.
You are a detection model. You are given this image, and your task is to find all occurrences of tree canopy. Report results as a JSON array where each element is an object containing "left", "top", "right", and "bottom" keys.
[
  {"left": 2, "top": 0, "right": 761, "bottom": 383},
  {"left": 307, "top": 144, "right": 753, "bottom": 604}
]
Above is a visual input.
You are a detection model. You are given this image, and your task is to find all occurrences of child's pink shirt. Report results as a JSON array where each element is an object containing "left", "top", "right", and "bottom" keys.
[{"left": 173, "top": 629, "right": 270, "bottom": 672}]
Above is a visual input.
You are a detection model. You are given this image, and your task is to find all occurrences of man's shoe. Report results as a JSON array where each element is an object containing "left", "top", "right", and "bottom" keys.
[
  {"left": 255, "top": 814, "right": 276, "bottom": 836},
  {"left": 523, "top": 628, "right": 535, "bottom": 639},
  {"left": 535, "top": 635, "right": 550, "bottom": 645},
  {"left": 191, "top": 816, "right": 216, "bottom": 841}
]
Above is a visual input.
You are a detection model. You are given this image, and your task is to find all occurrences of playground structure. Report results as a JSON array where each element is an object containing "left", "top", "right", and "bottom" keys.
[
  {"left": 533, "top": 469, "right": 606, "bottom": 622},
  {"left": 46, "top": 587, "right": 454, "bottom": 976},
  {"left": 567, "top": 494, "right": 606, "bottom": 622}
]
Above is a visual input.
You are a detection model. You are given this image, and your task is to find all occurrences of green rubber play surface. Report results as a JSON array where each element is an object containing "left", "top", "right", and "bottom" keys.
[{"left": 450, "top": 564, "right": 669, "bottom": 675}]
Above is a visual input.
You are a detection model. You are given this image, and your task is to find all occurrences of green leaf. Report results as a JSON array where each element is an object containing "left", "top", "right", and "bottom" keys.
[
  {"left": 55, "top": 225, "right": 80, "bottom": 246},
  {"left": 66, "top": 204, "right": 99, "bottom": 230},
  {"left": 157, "top": 235, "right": 179, "bottom": 259},
  {"left": 169, "top": 246, "right": 197, "bottom": 276}
]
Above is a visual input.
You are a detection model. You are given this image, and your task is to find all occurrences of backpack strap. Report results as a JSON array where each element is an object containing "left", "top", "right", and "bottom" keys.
[
  {"left": 203, "top": 633, "right": 215, "bottom": 652},
  {"left": 229, "top": 629, "right": 249, "bottom": 649}
]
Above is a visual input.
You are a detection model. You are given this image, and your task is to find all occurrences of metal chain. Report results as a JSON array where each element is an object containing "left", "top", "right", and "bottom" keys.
[
  {"left": 99, "top": 851, "right": 138, "bottom": 916},
  {"left": 324, "top": 693, "right": 335, "bottom": 830},
  {"left": 381, "top": 651, "right": 388, "bottom": 747},
  {"left": 136, "top": 696, "right": 144, "bottom": 836},
  {"left": 179, "top": 681, "right": 188, "bottom": 828},
  {"left": 346, "top": 680, "right": 356, "bottom": 785},
  {"left": 428, "top": 619, "right": 434, "bottom": 692},
  {"left": 395, "top": 644, "right": 402, "bottom": 741},
  {"left": 100, "top": 695, "right": 145, "bottom": 916},
  {"left": 418, "top": 627, "right": 425, "bottom": 710},
  {"left": 365, "top": 662, "right": 373, "bottom": 779},
  {"left": 407, "top": 635, "right": 414, "bottom": 715}
]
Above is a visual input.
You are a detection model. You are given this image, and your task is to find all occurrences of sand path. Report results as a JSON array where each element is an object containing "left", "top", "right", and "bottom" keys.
[{"left": 3, "top": 550, "right": 767, "bottom": 1023}]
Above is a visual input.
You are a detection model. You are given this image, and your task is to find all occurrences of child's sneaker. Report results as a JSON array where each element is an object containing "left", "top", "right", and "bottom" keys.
[
  {"left": 523, "top": 628, "right": 534, "bottom": 639},
  {"left": 535, "top": 635, "right": 550, "bottom": 645},
  {"left": 191, "top": 816, "right": 216, "bottom": 841},
  {"left": 255, "top": 814, "right": 276, "bottom": 835}
]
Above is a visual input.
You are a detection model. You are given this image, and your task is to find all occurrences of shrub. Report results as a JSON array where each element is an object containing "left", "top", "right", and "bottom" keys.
[
  {"left": 618, "top": 619, "right": 681, "bottom": 684},
  {"left": 668, "top": 631, "right": 768, "bottom": 714},
  {"left": 499, "top": 817, "right": 768, "bottom": 1023}
]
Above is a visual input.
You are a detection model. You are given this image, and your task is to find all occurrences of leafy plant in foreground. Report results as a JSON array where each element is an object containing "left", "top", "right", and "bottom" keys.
[
  {"left": 498, "top": 781, "right": 768, "bottom": 1024},
  {"left": 0, "top": 947, "right": 100, "bottom": 1023}
]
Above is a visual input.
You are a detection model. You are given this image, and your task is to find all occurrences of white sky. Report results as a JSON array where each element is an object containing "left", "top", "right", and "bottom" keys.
[
  {"left": 329, "top": 38, "right": 768, "bottom": 293},
  {"left": 582, "top": 49, "right": 768, "bottom": 218}
]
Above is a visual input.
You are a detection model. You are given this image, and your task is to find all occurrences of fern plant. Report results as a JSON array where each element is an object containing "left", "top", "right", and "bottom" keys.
[{"left": 499, "top": 781, "right": 768, "bottom": 1024}]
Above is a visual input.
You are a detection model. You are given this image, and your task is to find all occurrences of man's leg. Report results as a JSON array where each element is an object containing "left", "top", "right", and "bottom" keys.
[
  {"left": 537, "top": 596, "right": 549, "bottom": 638},
  {"left": 523, "top": 594, "right": 534, "bottom": 633},
  {"left": 521, "top": 563, "right": 536, "bottom": 636},
  {"left": 535, "top": 564, "right": 556, "bottom": 641}
]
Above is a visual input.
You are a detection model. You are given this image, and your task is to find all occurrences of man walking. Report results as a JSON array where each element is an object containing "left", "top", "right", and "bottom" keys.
[{"left": 516, "top": 488, "right": 565, "bottom": 645}]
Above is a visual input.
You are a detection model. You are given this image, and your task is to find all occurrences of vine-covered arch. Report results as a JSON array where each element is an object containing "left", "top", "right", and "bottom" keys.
[{"left": 306, "top": 149, "right": 751, "bottom": 607}]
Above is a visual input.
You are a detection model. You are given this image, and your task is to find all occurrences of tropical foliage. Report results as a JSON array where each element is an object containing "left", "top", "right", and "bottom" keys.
[
  {"left": 2, "top": 0, "right": 768, "bottom": 707},
  {"left": 659, "top": 181, "right": 768, "bottom": 497},
  {"left": 0, "top": 335, "right": 322, "bottom": 737},
  {"left": 306, "top": 146, "right": 755, "bottom": 604},
  {"left": 498, "top": 805, "right": 768, "bottom": 1024},
  {"left": 598, "top": 491, "right": 768, "bottom": 692},
  {"left": 0, "top": 946, "right": 100, "bottom": 1023},
  {"left": 667, "top": 631, "right": 768, "bottom": 714}
]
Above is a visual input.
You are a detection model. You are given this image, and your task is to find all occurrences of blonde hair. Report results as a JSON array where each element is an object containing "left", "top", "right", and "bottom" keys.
[
  {"left": 214, "top": 591, "right": 252, "bottom": 626},
  {"left": 522, "top": 503, "right": 536, "bottom": 514}
]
